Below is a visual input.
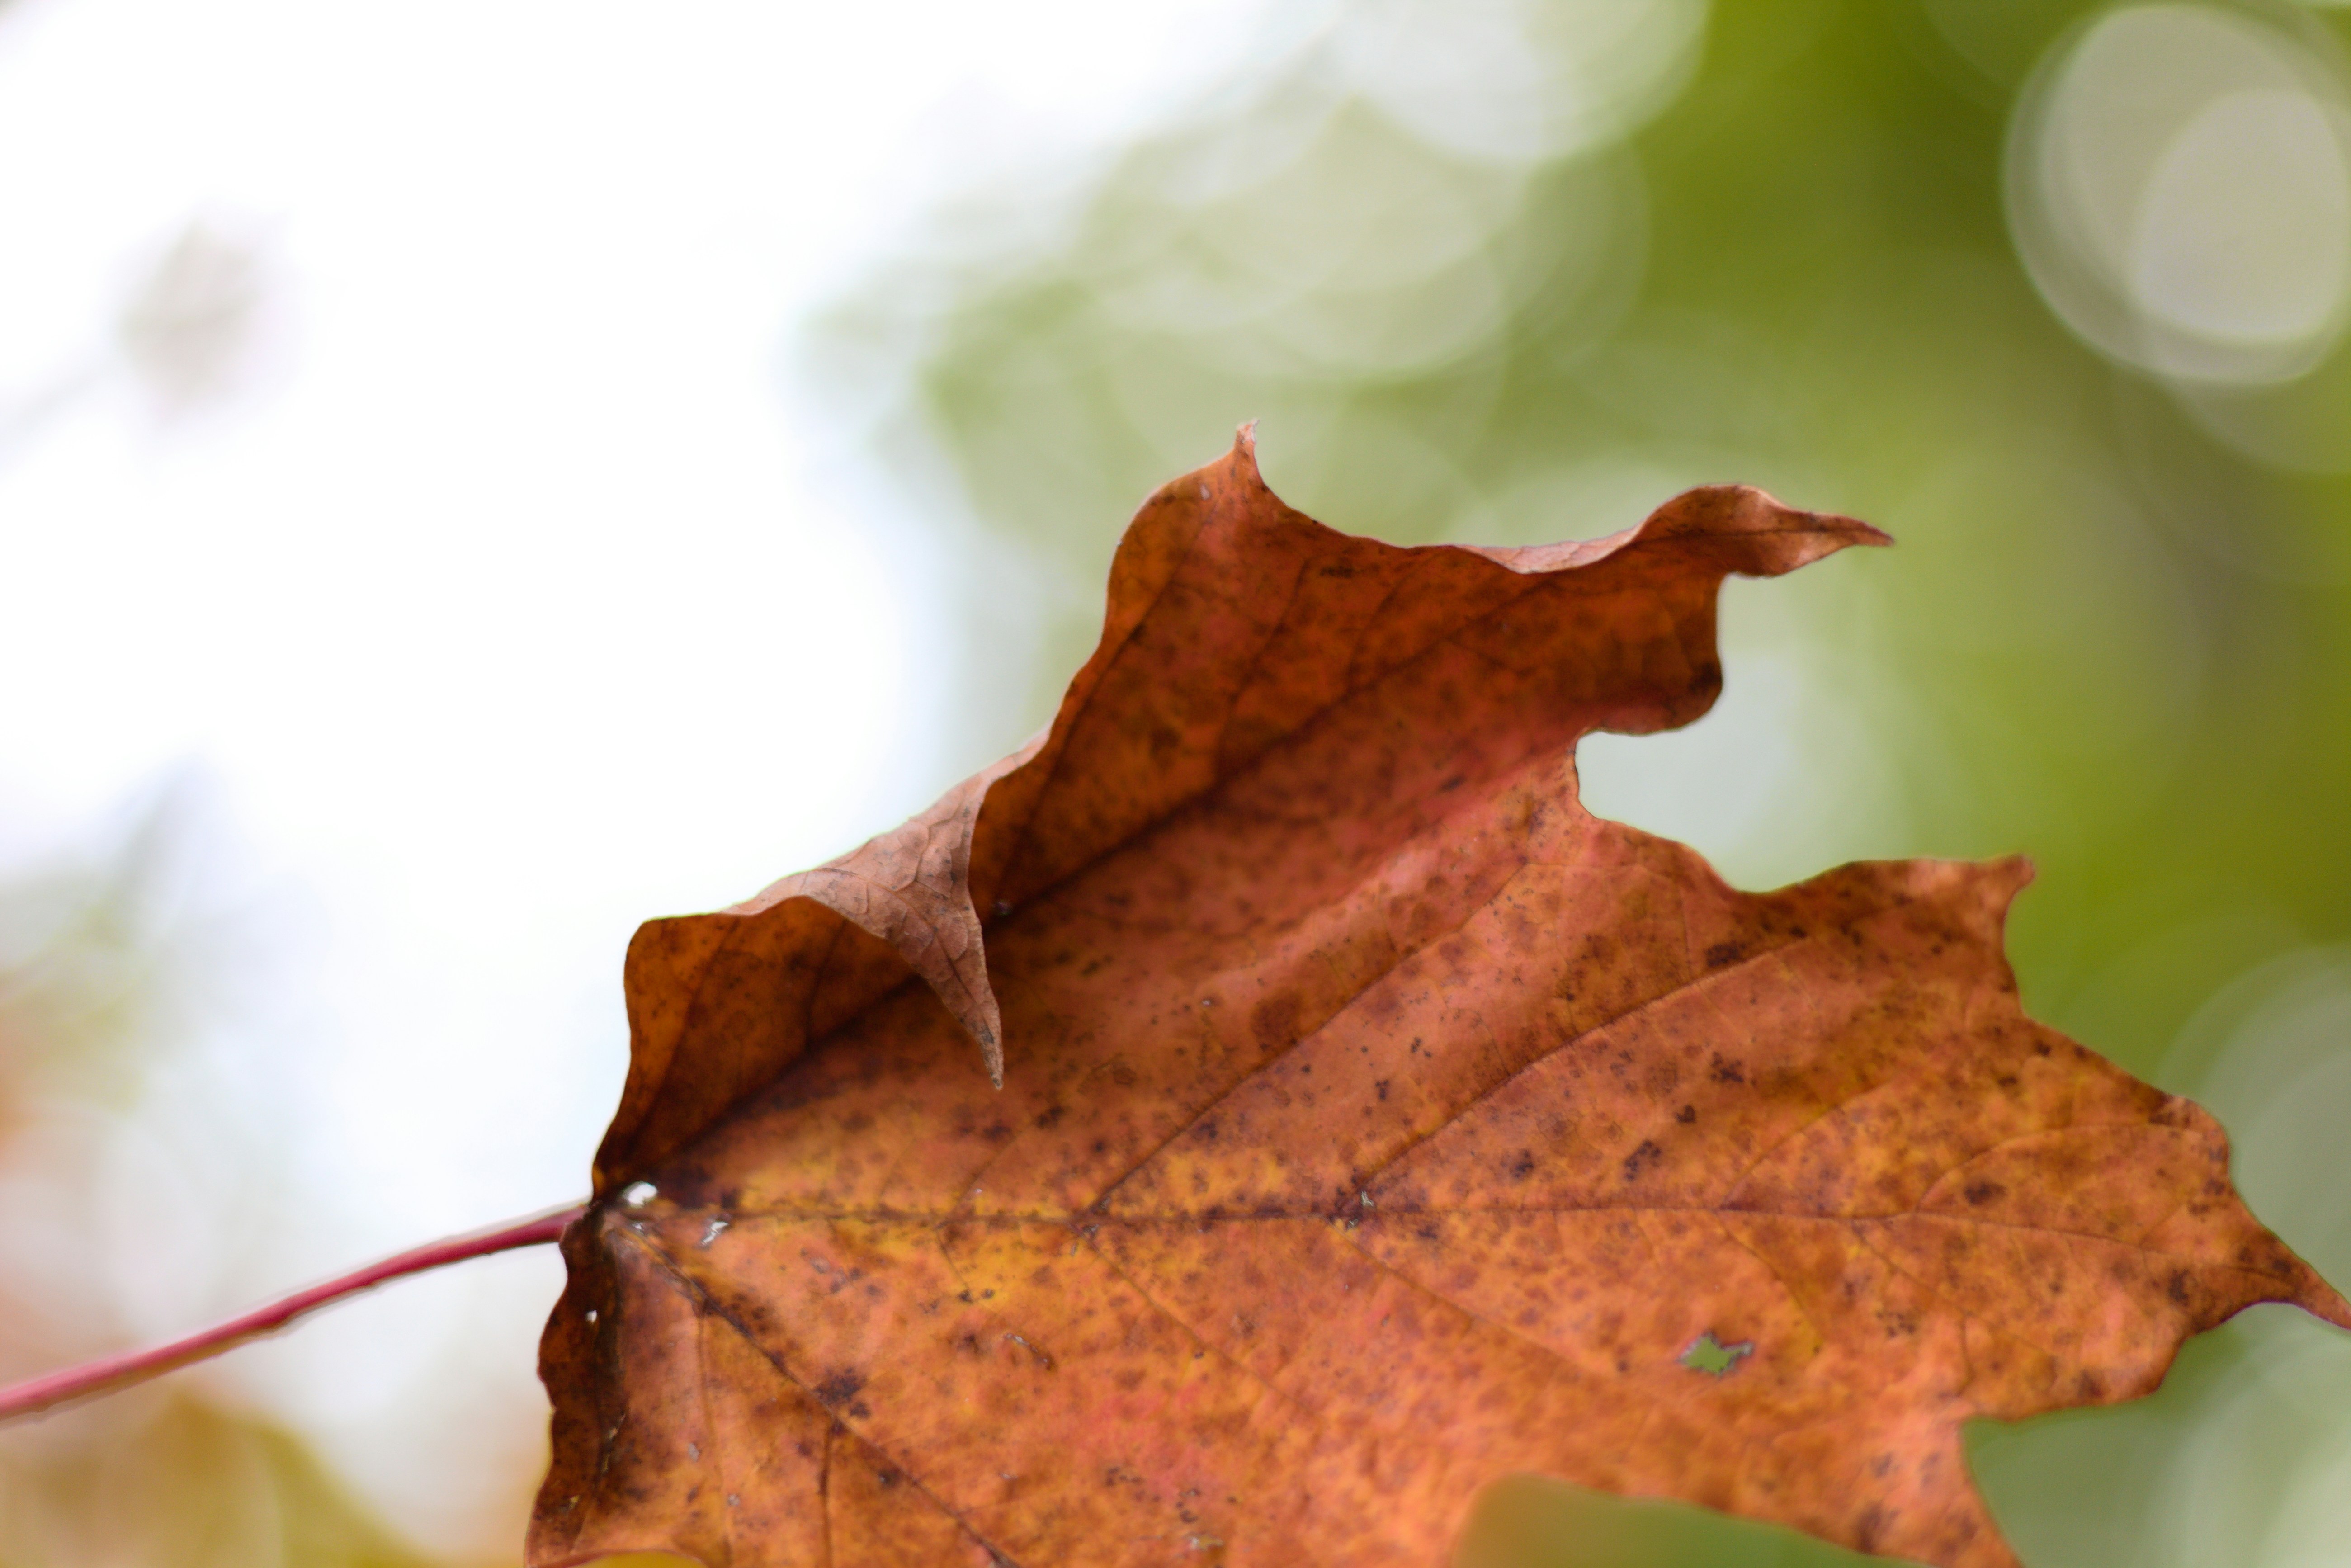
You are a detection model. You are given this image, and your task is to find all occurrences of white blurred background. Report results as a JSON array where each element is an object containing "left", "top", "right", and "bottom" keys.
[{"left": 0, "top": 0, "right": 1275, "bottom": 1556}]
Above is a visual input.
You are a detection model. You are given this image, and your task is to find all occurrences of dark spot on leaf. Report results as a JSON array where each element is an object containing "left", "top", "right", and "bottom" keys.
[
  {"left": 1963, "top": 1181, "right": 2004, "bottom": 1206},
  {"left": 1705, "top": 941, "right": 1745, "bottom": 968},
  {"left": 814, "top": 1370, "right": 865, "bottom": 1409},
  {"left": 1622, "top": 1139, "right": 1663, "bottom": 1180},
  {"left": 1251, "top": 994, "right": 1300, "bottom": 1048},
  {"left": 1675, "top": 1105, "right": 1696, "bottom": 1124},
  {"left": 1507, "top": 1150, "right": 1537, "bottom": 1181},
  {"left": 1709, "top": 1054, "right": 1746, "bottom": 1085}
]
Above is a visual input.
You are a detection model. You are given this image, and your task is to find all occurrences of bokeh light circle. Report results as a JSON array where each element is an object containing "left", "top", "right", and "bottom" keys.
[
  {"left": 1332, "top": 0, "right": 1708, "bottom": 165},
  {"left": 2006, "top": 2, "right": 2351, "bottom": 385}
]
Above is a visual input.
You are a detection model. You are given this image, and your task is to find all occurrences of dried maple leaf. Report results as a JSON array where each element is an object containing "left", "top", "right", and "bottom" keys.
[{"left": 531, "top": 431, "right": 2349, "bottom": 1568}]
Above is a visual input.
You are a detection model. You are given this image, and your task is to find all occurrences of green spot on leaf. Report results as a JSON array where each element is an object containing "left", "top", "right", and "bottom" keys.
[{"left": 1680, "top": 1332, "right": 1755, "bottom": 1376}]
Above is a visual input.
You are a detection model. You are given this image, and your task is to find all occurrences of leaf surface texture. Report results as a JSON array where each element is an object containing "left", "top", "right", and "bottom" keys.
[{"left": 532, "top": 433, "right": 2348, "bottom": 1568}]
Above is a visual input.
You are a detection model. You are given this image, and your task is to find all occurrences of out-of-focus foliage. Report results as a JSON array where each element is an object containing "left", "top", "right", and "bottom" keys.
[
  {"left": 811, "top": 0, "right": 2351, "bottom": 1563},
  {"left": 0, "top": 1396, "right": 428, "bottom": 1568},
  {"left": 0, "top": 214, "right": 278, "bottom": 465},
  {"left": 1459, "top": 1474, "right": 1884, "bottom": 1568},
  {"left": 0, "top": 819, "right": 439, "bottom": 1568}
]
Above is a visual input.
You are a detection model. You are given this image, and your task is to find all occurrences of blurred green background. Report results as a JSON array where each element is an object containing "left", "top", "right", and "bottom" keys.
[
  {"left": 6, "top": 0, "right": 2350, "bottom": 1563},
  {"left": 812, "top": 0, "right": 2351, "bottom": 1564}
]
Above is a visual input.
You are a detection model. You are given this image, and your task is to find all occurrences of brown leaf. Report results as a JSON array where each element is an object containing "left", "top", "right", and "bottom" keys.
[{"left": 531, "top": 430, "right": 2349, "bottom": 1568}]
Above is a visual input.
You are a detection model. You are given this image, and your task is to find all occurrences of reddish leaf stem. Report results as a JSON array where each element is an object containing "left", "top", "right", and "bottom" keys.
[{"left": 0, "top": 1199, "right": 586, "bottom": 1423}]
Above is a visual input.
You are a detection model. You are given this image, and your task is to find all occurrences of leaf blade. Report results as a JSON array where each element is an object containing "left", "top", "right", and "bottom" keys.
[{"left": 536, "top": 436, "right": 2342, "bottom": 1568}]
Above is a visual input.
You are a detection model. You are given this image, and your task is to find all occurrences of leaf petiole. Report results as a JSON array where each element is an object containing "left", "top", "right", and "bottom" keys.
[{"left": 0, "top": 1199, "right": 586, "bottom": 1423}]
